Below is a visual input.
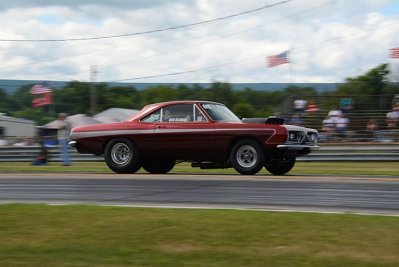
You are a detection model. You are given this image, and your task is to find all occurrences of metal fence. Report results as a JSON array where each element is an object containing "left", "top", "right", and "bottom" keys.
[{"left": 1, "top": 144, "right": 398, "bottom": 163}]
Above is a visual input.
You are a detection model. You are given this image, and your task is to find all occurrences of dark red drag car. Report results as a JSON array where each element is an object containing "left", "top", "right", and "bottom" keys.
[{"left": 69, "top": 101, "right": 319, "bottom": 175}]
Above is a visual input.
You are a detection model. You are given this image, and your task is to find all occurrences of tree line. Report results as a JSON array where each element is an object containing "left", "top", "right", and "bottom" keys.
[{"left": 0, "top": 64, "right": 398, "bottom": 125}]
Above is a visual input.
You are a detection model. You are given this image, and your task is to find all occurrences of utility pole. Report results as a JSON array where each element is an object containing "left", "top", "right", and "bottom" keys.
[{"left": 90, "top": 65, "right": 98, "bottom": 116}]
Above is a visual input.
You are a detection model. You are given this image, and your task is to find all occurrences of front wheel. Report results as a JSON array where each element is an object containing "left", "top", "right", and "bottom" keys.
[
  {"left": 104, "top": 138, "right": 141, "bottom": 173},
  {"left": 264, "top": 155, "right": 296, "bottom": 175},
  {"left": 142, "top": 160, "right": 175, "bottom": 174},
  {"left": 230, "top": 139, "right": 265, "bottom": 175}
]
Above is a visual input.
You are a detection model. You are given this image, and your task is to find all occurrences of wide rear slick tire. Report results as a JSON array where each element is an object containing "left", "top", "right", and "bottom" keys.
[
  {"left": 230, "top": 139, "right": 265, "bottom": 175},
  {"left": 142, "top": 160, "right": 175, "bottom": 174},
  {"left": 104, "top": 138, "right": 141, "bottom": 174}
]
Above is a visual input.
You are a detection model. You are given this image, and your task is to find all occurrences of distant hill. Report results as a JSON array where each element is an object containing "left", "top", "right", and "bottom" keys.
[{"left": 0, "top": 79, "right": 340, "bottom": 94}]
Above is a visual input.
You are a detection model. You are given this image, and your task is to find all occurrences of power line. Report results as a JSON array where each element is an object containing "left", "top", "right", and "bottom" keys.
[
  {"left": 41, "top": 0, "right": 333, "bottom": 81},
  {"left": 1, "top": 0, "right": 333, "bottom": 81},
  {"left": 111, "top": 56, "right": 260, "bottom": 82},
  {"left": 0, "top": 0, "right": 292, "bottom": 42},
  {"left": 109, "top": 20, "right": 399, "bottom": 82},
  {"left": 97, "top": 1, "right": 334, "bottom": 72}
]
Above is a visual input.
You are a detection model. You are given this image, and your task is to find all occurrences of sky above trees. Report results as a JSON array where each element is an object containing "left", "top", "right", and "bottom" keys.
[{"left": 0, "top": 0, "right": 398, "bottom": 83}]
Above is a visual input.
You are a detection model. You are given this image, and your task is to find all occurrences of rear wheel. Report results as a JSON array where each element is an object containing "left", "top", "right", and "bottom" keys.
[
  {"left": 104, "top": 138, "right": 141, "bottom": 173},
  {"left": 265, "top": 154, "right": 296, "bottom": 175},
  {"left": 142, "top": 160, "right": 175, "bottom": 174},
  {"left": 230, "top": 139, "right": 265, "bottom": 175}
]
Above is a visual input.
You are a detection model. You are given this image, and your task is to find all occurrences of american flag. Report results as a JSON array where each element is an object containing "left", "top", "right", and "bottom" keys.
[
  {"left": 32, "top": 93, "right": 52, "bottom": 107},
  {"left": 390, "top": 47, "right": 399, "bottom": 58},
  {"left": 30, "top": 84, "right": 52, "bottom": 94},
  {"left": 267, "top": 51, "right": 289, "bottom": 67}
]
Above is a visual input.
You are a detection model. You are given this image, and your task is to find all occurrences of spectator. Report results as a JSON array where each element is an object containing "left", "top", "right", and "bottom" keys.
[
  {"left": 339, "top": 97, "right": 353, "bottom": 113},
  {"left": 335, "top": 114, "right": 349, "bottom": 138},
  {"left": 328, "top": 108, "right": 342, "bottom": 118},
  {"left": 56, "top": 113, "right": 71, "bottom": 166},
  {"left": 366, "top": 119, "right": 379, "bottom": 141},
  {"left": 392, "top": 94, "right": 399, "bottom": 107},
  {"left": 386, "top": 103, "right": 399, "bottom": 128},
  {"left": 31, "top": 145, "right": 48, "bottom": 166},
  {"left": 288, "top": 114, "right": 302, "bottom": 126},
  {"left": 293, "top": 98, "right": 307, "bottom": 114},
  {"left": 0, "top": 133, "right": 8, "bottom": 146},
  {"left": 366, "top": 119, "right": 379, "bottom": 132},
  {"left": 321, "top": 115, "right": 335, "bottom": 141},
  {"left": 13, "top": 137, "right": 29, "bottom": 146},
  {"left": 0, "top": 138, "right": 8, "bottom": 146},
  {"left": 306, "top": 101, "right": 319, "bottom": 112}
]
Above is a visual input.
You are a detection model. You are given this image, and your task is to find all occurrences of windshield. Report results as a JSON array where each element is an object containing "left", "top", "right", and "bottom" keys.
[{"left": 200, "top": 103, "right": 241, "bottom": 122}]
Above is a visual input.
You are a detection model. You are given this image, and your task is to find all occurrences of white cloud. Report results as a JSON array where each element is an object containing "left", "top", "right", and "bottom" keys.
[{"left": 0, "top": 0, "right": 398, "bottom": 84}]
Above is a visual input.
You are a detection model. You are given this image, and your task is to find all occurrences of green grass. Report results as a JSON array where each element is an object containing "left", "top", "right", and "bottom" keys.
[
  {"left": 0, "top": 161, "right": 398, "bottom": 176},
  {"left": 0, "top": 204, "right": 398, "bottom": 267}
]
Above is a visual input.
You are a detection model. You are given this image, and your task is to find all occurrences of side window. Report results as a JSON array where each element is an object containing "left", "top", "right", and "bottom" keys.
[
  {"left": 162, "top": 104, "right": 194, "bottom": 123},
  {"left": 141, "top": 109, "right": 161, "bottom": 123},
  {"left": 194, "top": 106, "right": 207, "bottom": 122}
]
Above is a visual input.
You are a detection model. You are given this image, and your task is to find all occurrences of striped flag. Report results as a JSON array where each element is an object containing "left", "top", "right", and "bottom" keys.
[
  {"left": 30, "top": 84, "right": 52, "bottom": 94},
  {"left": 267, "top": 51, "right": 289, "bottom": 67},
  {"left": 390, "top": 47, "right": 399, "bottom": 58},
  {"left": 30, "top": 83, "right": 52, "bottom": 107},
  {"left": 32, "top": 93, "right": 52, "bottom": 107}
]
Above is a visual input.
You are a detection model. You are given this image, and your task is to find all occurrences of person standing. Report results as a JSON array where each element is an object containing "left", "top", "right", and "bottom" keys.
[{"left": 56, "top": 113, "right": 71, "bottom": 166}]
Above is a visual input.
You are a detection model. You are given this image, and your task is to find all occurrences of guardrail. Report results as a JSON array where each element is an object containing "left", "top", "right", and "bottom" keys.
[
  {"left": 0, "top": 146, "right": 103, "bottom": 162},
  {"left": 0, "top": 143, "right": 398, "bottom": 162},
  {"left": 300, "top": 143, "right": 399, "bottom": 161}
]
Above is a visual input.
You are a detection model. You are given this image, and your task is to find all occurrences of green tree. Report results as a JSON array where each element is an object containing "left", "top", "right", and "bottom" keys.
[
  {"left": 8, "top": 84, "right": 34, "bottom": 112},
  {"left": 0, "top": 88, "right": 9, "bottom": 113},
  {"left": 54, "top": 81, "right": 91, "bottom": 114},
  {"left": 232, "top": 103, "right": 256, "bottom": 119},
  {"left": 11, "top": 108, "right": 54, "bottom": 126},
  {"left": 98, "top": 85, "right": 141, "bottom": 110},
  {"left": 209, "top": 82, "right": 235, "bottom": 106},
  {"left": 336, "top": 64, "right": 397, "bottom": 110},
  {"left": 140, "top": 86, "right": 177, "bottom": 105}
]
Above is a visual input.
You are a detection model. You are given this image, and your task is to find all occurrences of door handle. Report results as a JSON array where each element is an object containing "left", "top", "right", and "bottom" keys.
[{"left": 156, "top": 125, "right": 166, "bottom": 129}]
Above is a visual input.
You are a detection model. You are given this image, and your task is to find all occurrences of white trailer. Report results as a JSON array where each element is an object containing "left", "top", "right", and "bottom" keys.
[{"left": 0, "top": 113, "right": 36, "bottom": 138}]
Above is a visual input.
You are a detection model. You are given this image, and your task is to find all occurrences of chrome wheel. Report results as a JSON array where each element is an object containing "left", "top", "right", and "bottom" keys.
[
  {"left": 230, "top": 140, "right": 264, "bottom": 175},
  {"left": 236, "top": 145, "right": 257, "bottom": 168},
  {"left": 104, "top": 138, "right": 141, "bottom": 174},
  {"left": 111, "top": 143, "right": 131, "bottom": 165}
]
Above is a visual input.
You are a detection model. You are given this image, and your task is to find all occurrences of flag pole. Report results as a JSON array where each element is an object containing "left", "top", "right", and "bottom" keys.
[
  {"left": 90, "top": 65, "right": 98, "bottom": 116},
  {"left": 390, "top": 48, "right": 399, "bottom": 88},
  {"left": 288, "top": 49, "right": 292, "bottom": 85}
]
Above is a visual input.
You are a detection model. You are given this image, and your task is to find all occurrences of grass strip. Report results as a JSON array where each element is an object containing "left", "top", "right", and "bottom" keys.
[
  {"left": 0, "top": 204, "right": 398, "bottom": 267},
  {"left": 0, "top": 161, "right": 398, "bottom": 176}
]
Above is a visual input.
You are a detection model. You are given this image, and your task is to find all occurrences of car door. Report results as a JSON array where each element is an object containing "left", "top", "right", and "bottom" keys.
[{"left": 152, "top": 103, "right": 216, "bottom": 160}]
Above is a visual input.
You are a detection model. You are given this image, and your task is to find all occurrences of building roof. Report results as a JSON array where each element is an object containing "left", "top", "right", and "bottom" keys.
[
  {"left": 42, "top": 114, "right": 101, "bottom": 129},
  {"left": 0, "top": 113, "right": 35, "bottom": 125},
  {"left": 41, "top": 108, "right": 139, "bottom": 129},
  {"left": 93, "top": 108, "right": 139, "bottom": 122}
]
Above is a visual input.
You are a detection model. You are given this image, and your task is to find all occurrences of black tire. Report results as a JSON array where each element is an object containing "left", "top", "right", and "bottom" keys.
[
  {"left": 265, "top": 154, "right": 296, "bottom": 175},
  {"left": 142, "top": 160, "right": 175, "bottom": 174},
  {"left": 230, "top": 139, "right": 265, "bottom": 175},
  {"left": 104, "top": 138, "right": 141, "bottom": 173}
]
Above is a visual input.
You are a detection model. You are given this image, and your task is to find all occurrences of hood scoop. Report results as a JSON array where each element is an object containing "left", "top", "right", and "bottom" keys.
[{"left": 242, "top": 117, "right": 285, "bottom": 125}]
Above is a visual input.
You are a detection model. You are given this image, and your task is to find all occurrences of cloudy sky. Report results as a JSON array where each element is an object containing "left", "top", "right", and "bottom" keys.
[{"left": 0, "top": 0, "right": 398, "bottom": 84}]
